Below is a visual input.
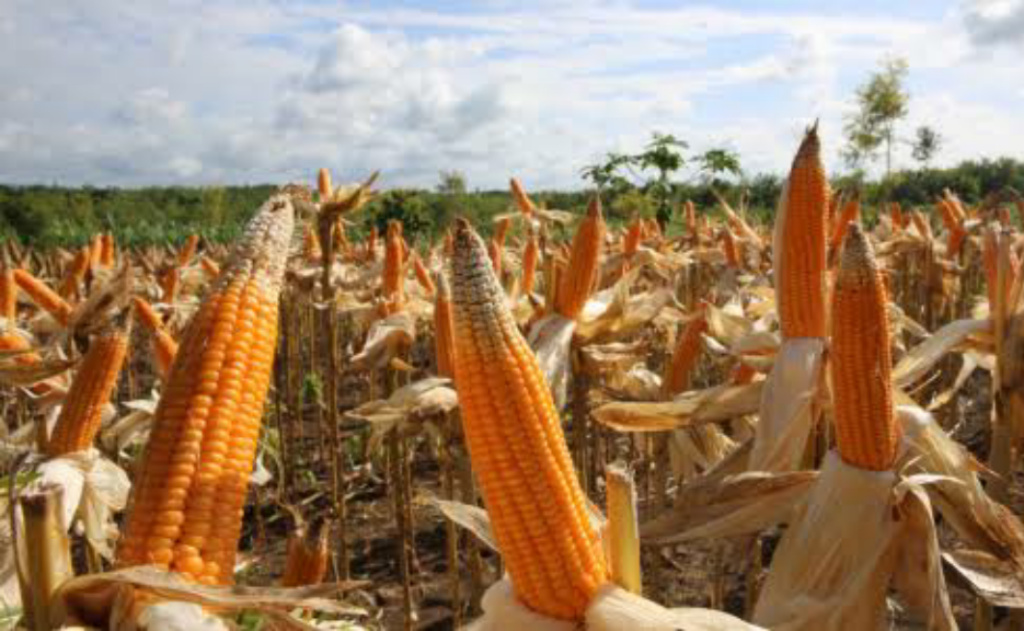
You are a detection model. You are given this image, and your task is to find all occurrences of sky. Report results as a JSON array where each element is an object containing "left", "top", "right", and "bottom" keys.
[{"left": 1, "top": 0, "right": 1023, "bottom": 190}]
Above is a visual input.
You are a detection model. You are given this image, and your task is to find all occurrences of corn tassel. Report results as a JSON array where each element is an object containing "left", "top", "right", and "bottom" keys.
[
  {"left": 133, "top": 297, "right": 179, "bottom": 378},
  {"left": 46, "top": 320, "right": 130, "bottom": 456},
  {"left": 14, "top": 270, "right": 72, "bottom": 326},
  {"left": 775, "top": 125, "right": 828, "bottom": 339},
  {"left": 303, "top": 224, "right": 321, "bottom": 262},
  {"left": 556, "top": 197, "right": 605, "bottom": 321},
  {"left": 90, "top": 234, "right": 104, "bottom": 269},
  {"left": 830, "top": 224, "right": 899, "bottom": 471},
  {"left": 450, "top": 219, "right": 608, "bottom": 619},
  {"left": 117, "top": 196, "right": 294, "bottom": 584}
]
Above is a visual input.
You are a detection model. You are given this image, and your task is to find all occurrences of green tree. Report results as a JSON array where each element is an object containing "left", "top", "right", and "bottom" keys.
[
  {"left": 437, "top": 170, "right": 467, "bottom": 195},
  {"left": 842, "top": 57, "right": 909, "bottom": 176},
  {"left": 911, "top": 126, "right": 942, "bottom": 167},
  {"left": 635, "top": 133, "right": 688, "bottom": 226},
  {"left": 580, "top": 152, "right": 632, "bottom": 191}
]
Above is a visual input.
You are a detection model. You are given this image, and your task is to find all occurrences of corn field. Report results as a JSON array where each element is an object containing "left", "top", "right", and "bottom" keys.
[{"left": 2, "top": 126, "right": 1024, "bottom": 630}]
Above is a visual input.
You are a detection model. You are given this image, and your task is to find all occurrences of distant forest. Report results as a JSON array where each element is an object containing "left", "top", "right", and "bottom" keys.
[{"left": 2, "top": 156, "right": 1023, "bottom": 247}]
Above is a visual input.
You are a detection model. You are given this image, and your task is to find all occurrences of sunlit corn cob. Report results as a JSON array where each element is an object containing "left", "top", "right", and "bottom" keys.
[
  {"left": 828, "top": 196, "right": 860, "bottom": 263},
  {"left": 889, "top": 202, "right": 904, "bottom": 231},
  {"left": 983, "top": 228, "right": 1021, "bottom": 313},
  {"left": 449, "top": 219, "right": 609, "bottom": 620},
  {"left": 281, "top": 516, "right": 330, "bottom": 587},
  {"left": 623, "top": 217, "right": 642, "bottom": 258},
  {"left": 775, "top": 125, "right": 828, "bottom": 339},
  {"left": 937, "top": 198, "right": 966, "bottom": 257},
  {"left": 510, "top": 177, "right": 535, "bottom": 216},
  {"left": 99, "top": 233, "right": 116, "bottom": 268},
  {"left": 488, "top": 239, "right": 503, "bottom": 277},
  {"left": 685, "top": 200, "right": 697, "bottom": 236},
  {"left": 663, "top": 309, "right": 707, "bottom": 397},
  {"left": 0, "top": 267, "right": 17, "bottom": 322},
  {"left": 522, "top": 232, "right": 539, "bottom": 296},
  {"left": 412, "top": 254, "right": 436, "bottom": 296},
  {"left": 494, "top": 216, "right": 512, "bottom": 248},
  {"left": 317, "top": 167, "right": 333, "bottom": 200},
  {"left": 14, "top": 269, "right": 72, "bottom": 326},
  {"left": 366, "top": 225, "right": 378, "bottom": 262},
  {"left": 45, "top": 320, "right": 130, "bottom": 456},
  {"left": 722, "top": 228, "right": 739, "bottom": 268},
  {"left": 117, "top": 196, "right": 294, "bottom": 585},
  {"left": 731, "top": 361, "right": 758, "bottom": 385},
  {"left": 381, "top": 221, "right": 405, "bottom": 316},
  {"left": 199, "top": 256, "right": 220, "bottom": 279},
  {"left": 159, "top": 266, "right": 180, "bottom": 303},
  {"left": 177, "top": 234, "right": 200, "bottom": 266},
  {"left": 434, "top": 273, "right": 454, "bottom": 379},
  {"left": 59, "top": 247, "right": 91, "bottom": 301},
  {"left": 133, "top": 297, "right": 179, "bottom": 378},
  {"left": 90, "top": 234, "right": 104, "bottom": 269},
  {"left": 555, "top": 197, "right": 605, "bottom": 321},
  {"left": 830, "top": 224, "right": 899, "bottom": 471}
]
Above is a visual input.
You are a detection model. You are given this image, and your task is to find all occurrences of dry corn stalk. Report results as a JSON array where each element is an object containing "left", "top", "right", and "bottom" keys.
[
  {"left": 117, "top": 195, "right": 294, "bottom": 585},
  {"left": 450, "top": 219, "right": 608, "bottom": 620}
]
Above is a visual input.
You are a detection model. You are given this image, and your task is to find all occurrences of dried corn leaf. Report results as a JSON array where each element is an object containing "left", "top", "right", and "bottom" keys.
[
  {"left": 527, "top": 314, "right": 576, "bottom": 410},
  {"left": 892, "top": 318, "right": 989, "bottom": 389},
  {"left": 350, "top": 311, "right": 416, "bottom": 369},
  {"left": 427, "top": 497, "right": 498, "bottom": 552},
  {"left": 942, "top": 550, "right": 1024, "bottom": 608},
  {"left": 592, "top": 382, "right": 763, "bottom": 432}
]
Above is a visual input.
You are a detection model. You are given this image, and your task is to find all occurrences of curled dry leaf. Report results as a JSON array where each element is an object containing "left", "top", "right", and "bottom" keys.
[
  {"left": 592, "top": 382, "right": 763, "bottom": 432},
  {"left": 350, "top": 311, "right": 416, "bottom": 369},
  {"left": 527, "top": 314, "right": 576, "bottom": 410}
]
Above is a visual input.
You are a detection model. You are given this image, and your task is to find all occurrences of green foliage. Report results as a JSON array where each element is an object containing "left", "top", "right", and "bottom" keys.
[
  {"left": 843, "top": 57, "right": 910, "bottom": 174},
  {"left": 911, "top": 126, "right": 942, "bottom": 166},
  {"left": 437, "top": 170, "right": 467, "bottom": 195},
  {"left": 609, "top": 189, "right": 655, "bottom": 222}
]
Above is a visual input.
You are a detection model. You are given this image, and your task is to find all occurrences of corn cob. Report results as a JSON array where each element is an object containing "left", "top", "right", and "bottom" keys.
[
  {"left": 99, "top": 233, "right": 116, "bottom": 268},
  {"left": 117, "top": 196, "right": 294, "bottom": 584},
  {"left": 555, "top": 197, "right": 605, "bottom": 321},
  {"left": 59, "top": 247, "right": 91, "bottom": 301},
  {"left": 488, "top": 239, "right": 503, "bottom": 278},
  {"left": 449, "top": 219, "right": 608, "bottom": 619},
  {"left": 282, "top": 516, "right": 330, "bottom": 587},
  {"left": 494, "top": 217, "right": 512, "bottom": 248},
  {"left": 889, "top": 202, "right": 904, "bottom": 231},
  {"left": 133, "top": 297, "right": 179, "bottom": 378},
  {"left": 317, "top": 167, "right": 333, "bottom": 200},
  {"left": 14, "top": 269, "right": 72, "bottom": 326},
  {"left": 510, "top": 177, "right": 535, "bottom": 216},
  {"left": 722, "top": 228, "right": 739, "bottom": 268},
  {"left": 828, "top": 196, "right": 860, "bottom": 260},
  {"left": 522, "top": 233, "right": 539, "bottom": 297},
  {"left": 303, "top": 224, "right": 321, "bottom": 262},
  {"left": 685, "top": 200, "right": 697, "bottom": 236},
  {"left": 443, "top": 229, "right": 454, "bottom": 258},
  {"left": 731, "top": 361, "right": 757, "bottom": 385},
  {"left": 178, "top": 235, "right": 200, "bottom": 266},
  {"left": 937, "top": 199, "right": 967, "bottom": 257},
  {"left": 0, "top": 266, "right": 17, "bottom": 322},
  {"left": 911, "top": 211, "right": 933, "bottom": 241},
  {"left": 830, "top": 224, "right": 899, "bottom": 471},
  {"left": 623, "top": 217, "right": 642, "bottom": 258},
  {"left": 90, "top": 234, "right": 104, "bottom": 269},
  {"left": 199, "top": 256, "right": 220, "bottom": 279},
  {"left": 160, "top": 266, "right": 180, "bottom": 303},
  {"left": 663, "top": 310, "right": 707, "bottom": 397},
  {"left": 366, "top": 226, "right": 378, "bottom": 262},
  {"left": 775, "top": 125, "right": 828, "bottom": 339},
  {"left": 380, "top": 221, "right": 405, "bottom": 316},
  {"left": 412, "top": 254, "right": 436, "bottom": 296},
  {"left": 434, "top": 273, "right": 454, "bottom": 379},
  {"left": 332, "top": 218, "right": 349, "bottom": 255},
  {"left": 45, "top": 320, "right": 130, "bottom": 456}
]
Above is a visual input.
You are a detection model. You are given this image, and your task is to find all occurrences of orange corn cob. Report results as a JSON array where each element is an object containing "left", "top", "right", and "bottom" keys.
[
  {"left": 200, "top": 256, "right": 220, "bottom": 279},
  {"left": 160, "top": 266, "right": 180, "bottom": 303},
  {"left": 555, "top": 197, "right": 605, "bottom": 320},
  {"left": 685, "top": 200, "right": 697, "bottom": 236},
  {"left": 366, "top": 226, "right": 378, "bottom": 262},
  {"left": 830, "top": 224, "right": 899, "bottom": 471},
  {"left": 317, "top": 167, "right": 333, "bottom": 200},
  {"left": 90, "top": 234, "right": 104, "bottom": 269},
  {"left": 775, "top": 125, "right": 828, "bottom": 339},
  {"left": 46, "top": 321, "right": 130, "bottom": 456},
  {"left": 488, "top": 239, "right": 503, "bottom": 277},
  {"left": 381, "top": 221, "right": 405, "bottom": 315},
  {"left": 663, "top": 309, "right": 707, "bottom": 397},
  {"left": 731, "top": 361, "right": 758, "bottom": 385},
  {"left": 450, "top": 220, "right": 608, "bottom": 619},
  {"left": 827, "top": 191, "right": 840, "bottom": 235},
  {"left": 178, "top": 234, "right": 200, "bottom": 266},
  {"left": 133, "top": 297, "right": 179, "bottom": 378},
  {"left": 889, "top": 202, "right": 904, "bottom": 231},
  {"left": 937, "top": 199, "right": 967, "bottom": 257},
  {"left": 510, "top": 177, "right": 535, "bottom": 216},
  {"left": 117, "top": 196, "right": 294, "bottom": 585},
  {"left": 100, "top": 233, "right": 116, "bottom": 268},
  {"left": 722, "top": 229, "right": 739, "bottom": 268},
  {"left": 281, "top": 517, "right": 329, "bottom": 587},
  {"left": 59, "top": 247, "right": 91, "bottom": 300},
  {"left": 0, "top": 267, "right": 17, "bottom": 322},
  {"left": 911, "top": 211, "right": 933, "bottom": 241},
  {"left": 14, "top": 269, "right": 72, "bottom": 326},
  {"left": 443, "top": 229, "right": 454, "bottom": 258},
  {"left": 829, "top": 196, "right": 860, "bottom": 260},
  {"left": 434, "top": 273, "right": 454, "bottom": 378},
  {"left": 623, "top": 217, "right": 642, "bottom": 258},
  {"left": 412, "top": 254, "right": 436, "bottom": 296},
  {"left": 522, "top": 233, "right": 539, "bottom": 296},
  {"left": 494, "top": 216, "right": 512, "bottom": 248}
]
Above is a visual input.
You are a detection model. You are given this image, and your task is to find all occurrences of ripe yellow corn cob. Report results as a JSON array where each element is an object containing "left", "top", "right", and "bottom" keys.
[
  {"left": 510, "top": 177, "right": 535, "bottom": 216},
  {"left": 488, "top": 239, "right": 503, "bottom": 278},
  {"left": 366, "top": 226, "right": 378, "bottom": 262},
  {"left": 830, "top": 224, "right": 899, "bottom": 471},
  {"left": 160, "top": 266, "right": 180, "bottom": 303},
  {"left": 45, "top": 321, "right": 130, "bottom": 456},
  {"left": 434, "top": 273, "right": 454, "bottom": 378},
  {"left": 494, "top": 216, "right": 512, "bottom": 248},
  {"left": 889, "top": 202, "right": 904, "bottom": 231},
  {"left": 381, "top": 221, "right": 405, "bottom": 316},
  {"left": 178, "top": 234, "right": 200, "bottom": 266},
  {"left": 90, "top": 234, "right": 104, "bottom": 269},
  {"left": 0, "top": 267, "right": 17, "bottom": 322},
  {"left": 412, "top": 254, "right": 436, "bottom": 296},
  {"left": 317, "top": 167, "right": 333, "bottom": 200},
  {"left": 828, "top": 196, "right": 860, "bottom": 260},
  {"left": 937, "top": 198, "right": 967, "bottom": 257},
  {"left": 117, "top": 196, "right": 294, "bottom": 584},
  {"left": 14, "top": 269, "right": 72, "bottom": 326},
  {"left": 450, "top": 219, "right": 609, "bottom": 620},
  {"left": 623, "top": 217, "right": 642, "bottom": 258},
  {"left": 556, "top": 197, "right": 605, "bottom": 321},
  {"left": 522, "top": 233, "right": 539, "bottom": 296},
  {"left": 133, "top": 297, "right": 179, "bottom": 378},
  {"left": 100, "top": 233, "right": 116, "bottom": 268},
  {"left": 685, "top": 200, "right": 697, "bottom": 236},
  {"left": 776, "top": 125, "right": 828, "bottom": 339},
  {"left": 722, "top": 228, "right": 739, "bottom": 268},
  {"left": 282, "top": 517, "right": 330, "bottom": 587},
  {"left": 663, "top": 309, "right": 707, "bottom": 397},
  {"left": 59, "top": 247, "right": 91, "bottom": 301}
]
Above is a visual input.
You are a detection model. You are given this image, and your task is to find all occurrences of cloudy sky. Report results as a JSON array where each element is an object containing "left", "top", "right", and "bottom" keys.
[{"left": 1, "top": 0, "right": 1022, "bottom": 189}]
